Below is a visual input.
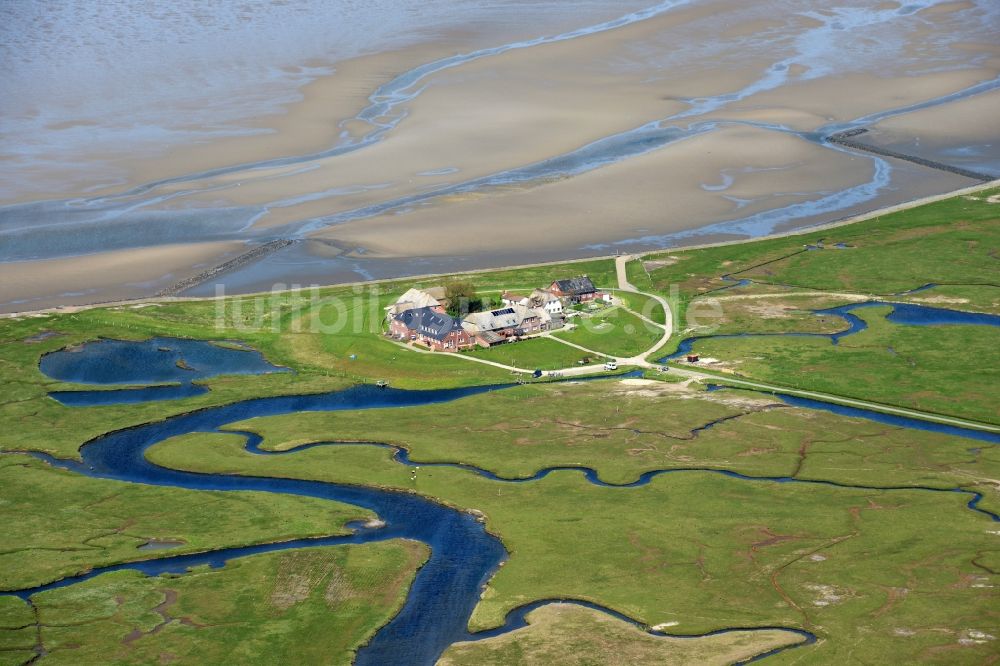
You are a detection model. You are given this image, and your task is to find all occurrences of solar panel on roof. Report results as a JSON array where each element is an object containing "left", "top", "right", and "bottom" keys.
[{"left": 491, "top": 308, "right": 515, "bottom": 316}]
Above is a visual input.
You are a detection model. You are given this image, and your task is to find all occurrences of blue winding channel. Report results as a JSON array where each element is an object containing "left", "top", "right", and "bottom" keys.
[
  {"left": 661, "top": 301, "right": 1000, "bottom": 442},
  {"left": 238, "top": 434, "right": 999, "bottom": 522},
  {"left": 6, "top": 335, "right": 1000, "bottom": 663},
  {"left": 663, "top": 301, "right": 1000, "bottom": 362},
  {"left": 4, "top": 381, "right": 818, "bottom": 664},
  {"left": 19, "top": 383, "right": 510, "bottom": 666}
]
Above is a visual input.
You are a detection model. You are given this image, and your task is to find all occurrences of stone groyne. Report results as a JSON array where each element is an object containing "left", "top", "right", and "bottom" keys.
[
  {"left": 155, "top": 238, "right": 298, "bottom": 297},
  {"left": 827, "top": 129, "right": 995, "bottom": 182}
]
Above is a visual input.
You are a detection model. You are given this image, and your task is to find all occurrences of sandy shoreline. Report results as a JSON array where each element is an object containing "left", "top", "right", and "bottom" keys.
[
  {"left": 4, "top": 179, "right": 994, "bottom": 317},
  {"left": 0, "top": 241, "right": 247, "bottom": 313}
]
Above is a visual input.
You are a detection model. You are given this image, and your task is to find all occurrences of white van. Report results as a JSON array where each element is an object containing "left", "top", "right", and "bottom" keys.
[{"left": 604, "top": 360, "right": 618, "bottom": 371}]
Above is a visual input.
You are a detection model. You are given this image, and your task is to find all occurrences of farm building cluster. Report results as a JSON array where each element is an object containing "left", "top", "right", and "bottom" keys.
[{"left": 386, "top": 277, "right": 608, "bottom": 351}]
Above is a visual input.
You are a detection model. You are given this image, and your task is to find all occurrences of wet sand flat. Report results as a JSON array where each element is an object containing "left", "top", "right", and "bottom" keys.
[
  {"left": 141, "top": 5, "right": 727, "bottom": 223},
  {"left": 857, "top": 88, "right": 1000, "bottom": 172},
  {"left": 315, "top": 138, "right": 975, "bottom": 260},
  {"left": 134, "top": 3, "right": 997, "bottom": 236},
  {"left": 177, "top": 165, "right": 977, "bottom": 299},
  {"left": 0, "top": 241, "right": 245, "bottom": 313},
  {"left": 316, "top": 125, "right": 870, "bottom": 257},
  {"left": 1, "top": 0, "right": 998, "bottom": 311}
]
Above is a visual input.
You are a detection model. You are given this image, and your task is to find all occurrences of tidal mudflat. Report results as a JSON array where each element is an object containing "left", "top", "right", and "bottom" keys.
[{"left": 2, "top": 0, "right": 998, "bottom": 311}]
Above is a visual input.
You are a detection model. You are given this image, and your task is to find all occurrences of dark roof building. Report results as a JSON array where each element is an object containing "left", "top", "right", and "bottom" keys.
[
  {"left": 549, "top": 276, "right": 598, "bottom": 300},
  {"left": 390, "top": 306, "right": 474, "bottom": 351},
  {"left": 393, "top": 307, "right": 465, "bottom": 341}
]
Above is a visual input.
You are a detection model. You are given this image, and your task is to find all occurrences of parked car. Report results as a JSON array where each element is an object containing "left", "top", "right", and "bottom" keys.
[{"left": 604, "top": 360, "right": 618, "bottom": 371}]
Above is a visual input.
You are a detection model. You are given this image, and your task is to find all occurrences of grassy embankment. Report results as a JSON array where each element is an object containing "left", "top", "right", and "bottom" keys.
[
  {"left": 629, "top": 188, "right": 1000, "bottom": 314},
  {"left": 409, "top": 258, "right": 617, "bottom": 299},
  {"left": 0, "top": 542, "right": 426, "bottom": 665},
  {"left": 631, "top": 187, "right": 1000, "bottom": 423}
]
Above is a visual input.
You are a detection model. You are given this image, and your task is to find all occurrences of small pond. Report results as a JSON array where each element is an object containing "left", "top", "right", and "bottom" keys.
[{"left": 40, "top": 337, "right": 288, "bottom": 405}]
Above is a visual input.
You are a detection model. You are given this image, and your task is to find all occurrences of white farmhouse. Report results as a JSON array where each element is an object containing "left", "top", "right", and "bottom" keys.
[{"left": 529, "top": 289, "right": 563, "bottom": 315}]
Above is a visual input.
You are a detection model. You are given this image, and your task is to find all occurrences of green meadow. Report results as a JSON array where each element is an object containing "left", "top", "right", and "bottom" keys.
[
  {"left": 0, "top": 186, "right": 997, "bottom": 664},
  {"left": 146, "top": 411, "right": 998, "bottom": 664},
  {"left": 1, "top": 542, "right": 425, "bottom": 665},
  {"left": 637, "top": 188, "right": 1000, "bottom": 425},
  {"left": 553, "top": 306, "right": 663, "bottom": 358},
  {"left": 465, "top": 337, "right": 592, "bottom": 370},
  {"left": 681, "top": 305, "right": 1000, "bottom": 424},
  {"left": 0, "top": 455, "right": 370, "bottom": 590}
]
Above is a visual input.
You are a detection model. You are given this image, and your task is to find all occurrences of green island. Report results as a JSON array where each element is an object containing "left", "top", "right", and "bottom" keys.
[
  {"left": 1, "top": 186, "right": 998, "bottom": 664},
  {"left": 1, "top": 542, "right": 427, "bottom": 666}
]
